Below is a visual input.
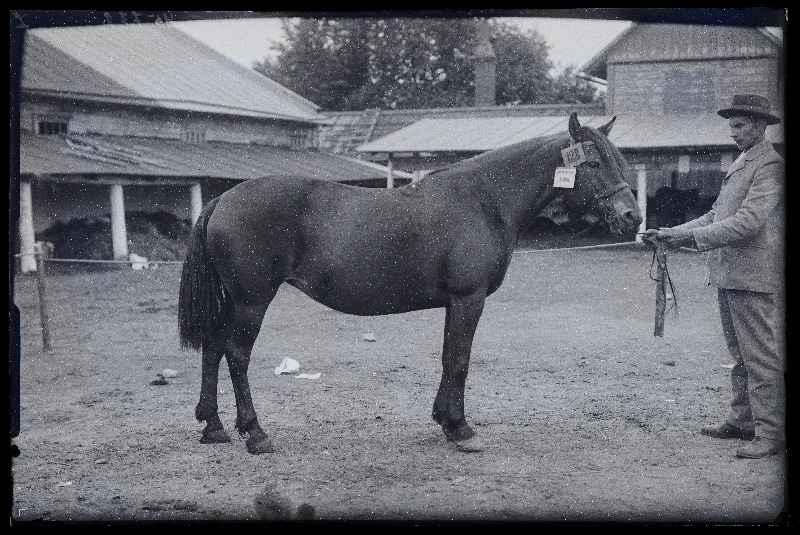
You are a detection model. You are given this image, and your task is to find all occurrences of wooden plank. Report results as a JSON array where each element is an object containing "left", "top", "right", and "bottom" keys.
[{"left": 25, "top": 174, "right": 223, "bottom": 187}]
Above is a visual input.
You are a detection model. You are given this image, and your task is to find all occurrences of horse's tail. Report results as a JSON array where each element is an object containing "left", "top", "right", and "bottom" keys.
[{"left": 178, "top": 196, "right": 230, "bottom": 351}]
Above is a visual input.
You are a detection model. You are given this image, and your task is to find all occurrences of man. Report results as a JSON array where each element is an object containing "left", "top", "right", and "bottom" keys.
[{"left": 646, "top": 94, "right": 784, "bottom": 459}]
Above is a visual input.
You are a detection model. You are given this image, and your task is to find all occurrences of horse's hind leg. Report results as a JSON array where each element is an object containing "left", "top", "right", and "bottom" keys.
[
  {"left": 225, "top": 300, "right": 274, "bottom": 454},
  {"left": 196, "top": 338, "right": 230, "bottom": 443}
]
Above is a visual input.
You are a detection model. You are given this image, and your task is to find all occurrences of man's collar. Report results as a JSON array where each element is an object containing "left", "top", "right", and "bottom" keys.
[
  {"left": 743, "top": 139, "right": 771, "bottom": 160},
  {"left": 726, "top": 139, "right": 770, "bottom": 177}
]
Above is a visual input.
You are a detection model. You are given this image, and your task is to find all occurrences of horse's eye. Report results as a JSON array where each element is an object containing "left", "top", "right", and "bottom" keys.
[{"left": 588, "top": 161, "right": 601, "bottom": 168}]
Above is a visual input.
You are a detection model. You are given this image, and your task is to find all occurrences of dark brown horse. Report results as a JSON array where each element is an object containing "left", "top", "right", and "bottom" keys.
[{"left": 179, "top": 113, "right": 642, "bottom": 454}]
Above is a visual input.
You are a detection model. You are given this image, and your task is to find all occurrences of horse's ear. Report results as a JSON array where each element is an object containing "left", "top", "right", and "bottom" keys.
[
  {"left": 599, "top": 116, "right": 617, "bottom": 136},
  {"left": 568, "top": 112, "right": 581, "bottom": 140}
]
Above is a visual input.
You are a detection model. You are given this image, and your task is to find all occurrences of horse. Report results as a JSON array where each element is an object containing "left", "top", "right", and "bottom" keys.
[{"left": 178, "top": 112, "right": 642, "bottom": 454}]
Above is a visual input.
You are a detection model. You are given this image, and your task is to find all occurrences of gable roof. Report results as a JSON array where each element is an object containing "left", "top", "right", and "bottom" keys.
[
  {"left": 580, "top": 23, "right": 783, "bottom": 81},
  {"left": 22, "top": 24, "right": 322, "bottom": 122}
]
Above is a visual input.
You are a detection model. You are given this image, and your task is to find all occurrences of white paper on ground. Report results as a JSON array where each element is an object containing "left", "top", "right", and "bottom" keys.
[
  {"left": 294, "top": 373, "right": 321, "bottom": 380},
  {"left": 274, "top": 357, "right": 300, "bottom": 375}
]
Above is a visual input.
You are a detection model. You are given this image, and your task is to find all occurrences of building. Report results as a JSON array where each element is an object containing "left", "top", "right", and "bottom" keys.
[
  {"left": 317, "top": 26, "right": 602, "bottom": 178},
  {"left": 355, "top": 22, "right": 784, "bottom": 231},
  {"left": 580, "top": 22, "right": 784, "bottom": 228},
  {"left": 16, "top": 22, "right": 398, "bottom": 272}
]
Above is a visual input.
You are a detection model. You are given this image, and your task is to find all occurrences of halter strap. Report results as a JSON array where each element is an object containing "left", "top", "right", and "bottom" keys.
[{"left": 594, "top": 181, "right": 629, "bottom": 200}]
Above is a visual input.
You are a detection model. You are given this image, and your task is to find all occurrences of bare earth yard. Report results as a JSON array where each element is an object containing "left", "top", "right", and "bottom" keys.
[{"left": 11, "top": 243, "right": 787, "bottom": 524}]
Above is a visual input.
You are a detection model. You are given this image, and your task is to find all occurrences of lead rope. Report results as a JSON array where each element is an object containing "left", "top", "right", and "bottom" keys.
[{"left": 649, "top": 241, "right": 677, "bottom": 337}]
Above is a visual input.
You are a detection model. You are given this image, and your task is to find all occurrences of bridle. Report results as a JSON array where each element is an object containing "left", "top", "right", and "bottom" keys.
[
  {"left": 567, "top": 138, "right": 632, "bottom": 225},
  {"left": 571, "top": 139, "right": 631, "bottom": 201}
]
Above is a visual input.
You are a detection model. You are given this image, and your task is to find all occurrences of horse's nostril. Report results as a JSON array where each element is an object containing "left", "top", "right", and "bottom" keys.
[{"left": 625, "top": 210, "right": 642, "bottom": 226}]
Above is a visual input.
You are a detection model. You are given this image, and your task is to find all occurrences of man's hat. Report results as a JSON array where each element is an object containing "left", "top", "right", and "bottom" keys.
[{"left": 717, "top": 94, "right": 781, "bottom": 124}]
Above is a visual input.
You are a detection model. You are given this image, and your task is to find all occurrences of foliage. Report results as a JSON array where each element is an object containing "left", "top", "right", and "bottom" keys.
[{"left": 255, "top": 17, "right": 600, "bottom": 111}]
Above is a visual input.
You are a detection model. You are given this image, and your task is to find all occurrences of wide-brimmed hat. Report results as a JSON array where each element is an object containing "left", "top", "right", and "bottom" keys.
[{"left": 717, "top": 94, "right": 781, "bottom": 124}]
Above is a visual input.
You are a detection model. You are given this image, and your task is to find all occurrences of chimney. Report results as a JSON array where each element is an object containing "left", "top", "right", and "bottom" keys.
[{"left": 473, "top": 24, "right": 496, "bottom": 107}]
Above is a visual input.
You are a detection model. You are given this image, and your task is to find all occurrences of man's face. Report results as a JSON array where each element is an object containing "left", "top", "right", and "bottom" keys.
[{"left": 728, "top": 114, "right": 766, "bottom": 152}]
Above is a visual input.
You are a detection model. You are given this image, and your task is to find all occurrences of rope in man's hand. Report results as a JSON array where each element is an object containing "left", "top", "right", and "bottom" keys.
[{"left": 649, "top": 240, "right": 677, "bottom": 337}]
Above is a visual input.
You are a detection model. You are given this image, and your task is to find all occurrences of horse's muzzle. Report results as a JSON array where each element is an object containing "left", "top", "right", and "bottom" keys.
[{"left": 609, "top": 209, "right": 642, "bottom": 235}]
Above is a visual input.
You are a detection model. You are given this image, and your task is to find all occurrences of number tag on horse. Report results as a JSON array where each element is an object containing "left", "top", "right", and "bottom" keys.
[
  {"left": 553, "top": 167, "right": 577, "bottom": 188},
  {"left": 561, "top": 143, "right": 587, "bottom": 167}
]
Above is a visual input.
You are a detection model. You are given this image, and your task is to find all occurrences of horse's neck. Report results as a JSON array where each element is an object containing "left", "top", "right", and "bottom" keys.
[{"left": 462, "top": 135, "right": 568, "bottom": 235}]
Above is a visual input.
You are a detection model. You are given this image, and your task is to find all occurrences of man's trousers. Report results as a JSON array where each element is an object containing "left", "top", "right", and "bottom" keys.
[{"left": 718, "top": 287, "right": 785, "bottom": 441}]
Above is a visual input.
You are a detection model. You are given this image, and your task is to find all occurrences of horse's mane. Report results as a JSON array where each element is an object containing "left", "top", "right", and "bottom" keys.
[
  {"left": 416, "top": 132, "right": 567, "bottom": 182},
  {"left": 412, "top": 123, "right": 626, "bottom": 184}
]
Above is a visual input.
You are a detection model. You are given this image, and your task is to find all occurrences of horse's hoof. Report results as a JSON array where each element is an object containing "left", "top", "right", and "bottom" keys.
[
  {"left": 200, "top": 428, "right": 231, "bottom": 444},
  {"left": 442, "top": 421, "right": 477, "bottom": 442},
  {"left": 449, "top": 436, "right": 485, "bottom": 453},
  {"left": 246, "top": 436, "right": 275, "bottom": 454}
]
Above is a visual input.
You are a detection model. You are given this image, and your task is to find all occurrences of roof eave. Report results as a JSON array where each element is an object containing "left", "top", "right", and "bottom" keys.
[
  {"left": 579, "top": 22, "right": 639, "bottom": 81},
  {"left": 23, "top": 89, "right": 324, "bottom": 123}
]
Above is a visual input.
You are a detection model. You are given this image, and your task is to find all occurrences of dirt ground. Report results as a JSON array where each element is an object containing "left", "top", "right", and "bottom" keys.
[{"left": 10, "top": 242, "right": 788, "bottom": 524}]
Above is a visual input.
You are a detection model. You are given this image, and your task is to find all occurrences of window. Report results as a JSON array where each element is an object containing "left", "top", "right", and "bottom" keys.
[
  {"left": 181, "top": 130, "right": 205, "bottom": 143},
  {"left": 37, "top": 120, "right": 69, "bottom": 135}
]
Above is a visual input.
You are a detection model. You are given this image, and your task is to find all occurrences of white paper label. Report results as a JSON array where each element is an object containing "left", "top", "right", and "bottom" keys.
[
  {"left": 553, "top": 167, "right": 577, "bottom": 188},
  {"left": 561, "top": 143, "right": 587, "bottom": 167}
]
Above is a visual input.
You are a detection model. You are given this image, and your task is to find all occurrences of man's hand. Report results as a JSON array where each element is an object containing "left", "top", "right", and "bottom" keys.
[
  {"left": 647, "top": 227, "right": 696, "bottom": 249},
  {"left": 642, "top": 229, "right": 660, "bottom": 244}
]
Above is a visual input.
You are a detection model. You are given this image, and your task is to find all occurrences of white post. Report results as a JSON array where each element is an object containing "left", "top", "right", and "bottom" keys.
[
  {"left": 190, "top": 183, "right": 203, "bottom": 225},
  {"left": 412, "top": 170, "right": 421, "bottom": 184},
  {"left": 19, "top": 180, "right": 37, "bottom": 273},
  {"left": 635, "top": 164, "right": 648, "bottom": 242},
  {"left": 386, "top": 154, "right": 394, "bottom": 189},
  {"left": 110, "top": 184, "right": 128, "bottom": 260}
]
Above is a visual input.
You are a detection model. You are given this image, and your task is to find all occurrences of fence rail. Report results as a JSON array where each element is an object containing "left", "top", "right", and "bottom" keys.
[
  {"left": 14, "top": 251, "right": 184, "bottom": 352},
  {"left": 13, "top": 252, "right": 184, "bottom": 265}
]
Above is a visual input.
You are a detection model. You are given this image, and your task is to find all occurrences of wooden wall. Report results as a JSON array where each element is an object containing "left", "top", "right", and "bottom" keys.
[{"left": 21, "top": 97, "right": 317, "bottom": 149}]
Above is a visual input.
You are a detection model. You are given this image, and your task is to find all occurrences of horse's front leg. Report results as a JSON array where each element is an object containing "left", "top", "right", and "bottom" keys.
[{"left": 432, "top": 289, "right": 486, "bottom": 443}]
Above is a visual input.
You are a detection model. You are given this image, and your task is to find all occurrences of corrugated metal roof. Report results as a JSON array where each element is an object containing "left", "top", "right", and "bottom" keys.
[
  {"left": 357, "top": 113, "right": 784, "bottom": 153},
  {"left": 358, "top": 115, "right": 615, "bottom": 153},
  {"left": 318, "top": 103, "right": 604, "bottom": 154},
  {"left": 22, "top": 24, "right": 321, "bottom": 122},
  {"left": 20, "top": 131, "right": 387, "bottom": 182},
  {"left": 597, "top": 112, "right": 782, "bottom": 150}
]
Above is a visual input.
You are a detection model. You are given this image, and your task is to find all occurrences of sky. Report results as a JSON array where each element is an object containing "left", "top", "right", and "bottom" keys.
[{"left": 172, "top": 16, "right": 634, "bottom": 73}]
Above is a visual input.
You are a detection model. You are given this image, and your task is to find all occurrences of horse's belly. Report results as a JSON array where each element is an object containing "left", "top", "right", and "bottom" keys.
[{"left": 285, "top": 270, "right": 445, "bottom": 316}]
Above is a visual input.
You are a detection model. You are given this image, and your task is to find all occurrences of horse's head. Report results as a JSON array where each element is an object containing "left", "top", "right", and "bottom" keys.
[{"left": 559, "top": 113, "right": 642, "bottom": 235}]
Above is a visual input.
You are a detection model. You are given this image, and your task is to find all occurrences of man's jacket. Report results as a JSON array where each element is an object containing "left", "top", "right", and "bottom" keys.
[{"left": 674, "top": 139, "right": 784, "bottom": 293}]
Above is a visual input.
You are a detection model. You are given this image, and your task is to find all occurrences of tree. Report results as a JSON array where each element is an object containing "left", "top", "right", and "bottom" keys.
[
  {"left": 549, "top": 66, "right": 601, "bottom": 104},
  {"left": 258, "top": 18, "right": 371, "bottom": 111},
  {"left": 354, "top": 17, "right": 480, "bottom": 109},
  {"left": 490, "top": 20, "right": 554, "bottom": 106},
  {"left": 255, "top": 17, "right": 599, "bottom": 111}
]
